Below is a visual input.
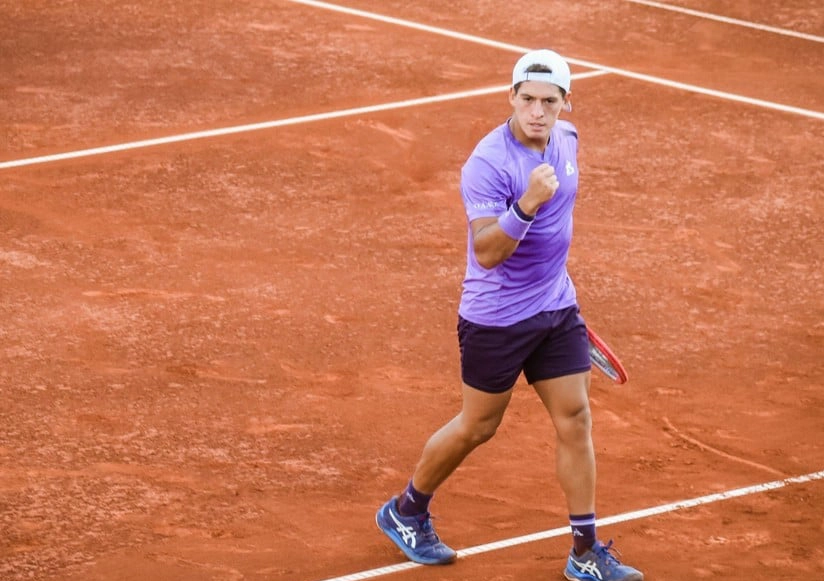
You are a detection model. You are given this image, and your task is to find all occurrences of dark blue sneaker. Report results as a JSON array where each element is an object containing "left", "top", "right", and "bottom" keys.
[
  {"left": 564, "top": 539, "right": 643, "bottom": 581},
  {"left": 375, "top": 497, "right": 457, "bottom": 565}
]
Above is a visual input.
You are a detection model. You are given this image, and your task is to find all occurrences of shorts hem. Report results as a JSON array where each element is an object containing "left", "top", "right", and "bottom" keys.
[
  {"left": 526, "top": 363, "right": 591, "bottom": 384},
  {"left": 461, "top": 376, "right": 515, "bottom": 394}
]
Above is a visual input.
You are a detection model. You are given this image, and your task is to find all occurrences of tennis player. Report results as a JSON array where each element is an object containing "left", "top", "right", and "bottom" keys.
[{"left": 376, "top": 49, "right": 643, "bottom": 581}]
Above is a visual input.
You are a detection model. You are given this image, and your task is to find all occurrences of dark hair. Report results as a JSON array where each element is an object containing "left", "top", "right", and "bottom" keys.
[{"left": 513, "top": 64, "right": 567, "bottom": 96}]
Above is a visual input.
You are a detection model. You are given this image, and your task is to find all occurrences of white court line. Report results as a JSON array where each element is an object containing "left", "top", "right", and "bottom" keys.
[
  {"left": 3, "top": 3, "right": 823, "bottom": 171},
  {"left": 286, "top": 0, "right": 824, "bottom": 122},
  {"left": 319, "top": 469, "right": 824, "bottom": 581},
  {"left": 627, "top": 0, "right": 824, "bottom": 44},
  {"left": 0, "top": 71, "right": 607, "bottom": 170}
]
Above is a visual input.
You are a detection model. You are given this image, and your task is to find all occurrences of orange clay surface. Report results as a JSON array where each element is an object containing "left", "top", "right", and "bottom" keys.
[{"left": 1, "top": 2, "right": 823, "bottom": 580}]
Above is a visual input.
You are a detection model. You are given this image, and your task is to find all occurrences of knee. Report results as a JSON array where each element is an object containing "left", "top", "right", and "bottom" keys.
[
  {"left": 457, "top": 416, "right": 501, "bottom": 447},
  {"left": 557, "top": 404, "right": 592, "bottom": 441}
]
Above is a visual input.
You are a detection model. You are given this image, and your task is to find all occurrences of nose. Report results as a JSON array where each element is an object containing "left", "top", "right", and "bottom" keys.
[{"left": 530, "top": 99, "right": 545, "bottom": 117}]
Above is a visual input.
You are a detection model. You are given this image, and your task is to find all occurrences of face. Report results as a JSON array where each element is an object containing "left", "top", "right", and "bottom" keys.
[{"left": 508, "top": 81, "right": 569, "bottom": 149}]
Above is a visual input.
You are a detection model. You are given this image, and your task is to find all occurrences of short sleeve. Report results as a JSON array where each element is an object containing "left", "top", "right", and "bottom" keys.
[{"left": 460, "top": 155, "right": 510, "bottom": 222}]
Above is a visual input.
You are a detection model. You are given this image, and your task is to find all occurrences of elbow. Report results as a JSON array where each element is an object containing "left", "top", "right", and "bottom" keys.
[
  {"left": 474, "top": 249, "right": 506, "bottom": 270},
  {"left": 477, "top": 257, "right": 496, "bottom": 270}
]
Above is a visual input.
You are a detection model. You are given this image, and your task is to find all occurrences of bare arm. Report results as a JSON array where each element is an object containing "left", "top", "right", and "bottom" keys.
[
  {"left": 470, "top": 214, "right": 522, "bottom": 269},
  {"left": 470, "top": 163, "right": 560, "bottom": 269}
]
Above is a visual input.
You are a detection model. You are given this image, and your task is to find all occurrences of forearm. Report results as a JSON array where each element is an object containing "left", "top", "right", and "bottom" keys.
[
  {"left": 472, "top": 202, "right": 534, "bottom": 268},
  {"left": 473, "top": 223, "right": 519, "bottom": 268}
]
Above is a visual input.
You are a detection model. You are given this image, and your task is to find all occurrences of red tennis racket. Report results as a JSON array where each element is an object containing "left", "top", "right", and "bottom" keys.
[{"left": 587, "top": 326, "right": 628, "bottom": 384}]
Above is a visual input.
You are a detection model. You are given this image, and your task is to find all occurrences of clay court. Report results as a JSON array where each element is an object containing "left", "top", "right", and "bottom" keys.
[{"left": 2, "top": 1, "right": 823, "bottom": 580}]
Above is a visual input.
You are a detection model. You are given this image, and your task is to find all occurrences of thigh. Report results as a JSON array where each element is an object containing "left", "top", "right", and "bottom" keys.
[
  {"left": 458, "top": 382, "right": 514, "bottom": 429},
  {"left": 532, "top": 371, "right": 591, "bottom": 425}
]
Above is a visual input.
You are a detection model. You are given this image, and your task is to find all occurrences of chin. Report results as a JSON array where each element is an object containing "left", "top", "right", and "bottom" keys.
[{"left": 529, "top": 128, "right": 550, "bottom": 140}]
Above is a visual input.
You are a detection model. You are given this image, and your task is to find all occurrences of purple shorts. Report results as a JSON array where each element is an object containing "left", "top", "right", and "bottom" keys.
[{"left": 457, "top": 305, "right": 591, "bottom": 393}]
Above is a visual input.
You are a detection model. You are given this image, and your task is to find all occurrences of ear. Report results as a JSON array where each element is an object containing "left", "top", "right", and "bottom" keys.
[
  {"left": 564, "top": 93, "right": 572, "bottom": 112},
  {"left": 508, "top": 86, "right": 517, "bottom": 107}
]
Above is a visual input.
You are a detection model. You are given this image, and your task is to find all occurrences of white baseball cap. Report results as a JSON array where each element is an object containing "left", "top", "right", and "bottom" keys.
[{"left": 511, "top": 49, "right": 571, "bottom": 93}]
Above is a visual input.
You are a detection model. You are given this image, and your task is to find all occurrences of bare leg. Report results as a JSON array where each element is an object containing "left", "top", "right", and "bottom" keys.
[
  {"left": 532, "top": 371, "right": 595, "bottom": 514},
  {"left": 411, "top": 383, "right": 513, "bottom": 494}
]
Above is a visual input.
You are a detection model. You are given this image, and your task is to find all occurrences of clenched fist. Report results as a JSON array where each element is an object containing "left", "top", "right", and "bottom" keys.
[{"left": 518, "top": 163, "right": 559, "bottom": 216}]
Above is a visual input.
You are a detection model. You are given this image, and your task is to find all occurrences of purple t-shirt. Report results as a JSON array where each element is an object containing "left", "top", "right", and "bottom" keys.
[{"left": 459, "top": 119, "right": 580, "bottom": 326}]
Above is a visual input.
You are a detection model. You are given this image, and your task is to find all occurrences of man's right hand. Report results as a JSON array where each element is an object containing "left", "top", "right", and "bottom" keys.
[{"left": 519, "top": 163, "right": 559, "bottom": 215}]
